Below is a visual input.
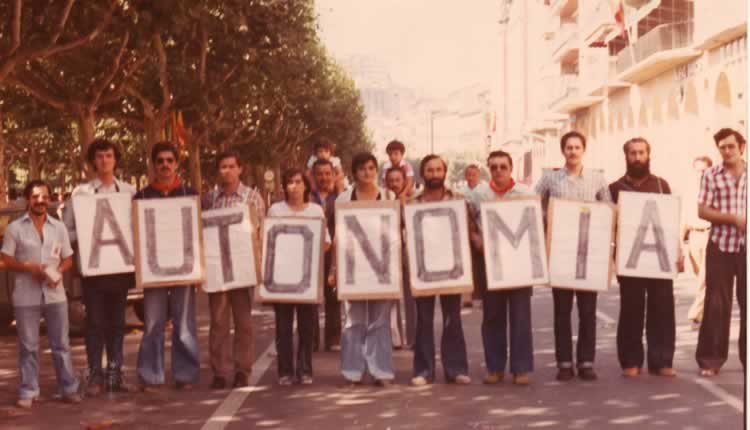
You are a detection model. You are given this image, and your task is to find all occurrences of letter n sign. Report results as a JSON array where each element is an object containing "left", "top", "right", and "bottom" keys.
[
  {"left": 133, "top": 196, "right": 205, "bottom": 288},
  {"left": 335, "top": 200, "right": 403, "bottom": 300},
  {"left": 616, "top": 191, "right": 680, "bottom": 280},
  {"left": 479, "top": 196, "right": 549, "bottom": 290},
  {"left": 404, "top": 199, "right": 473, "bottom": 296},
  {"left": 259, "top": 217, "right": 325, "bottom": 304}
]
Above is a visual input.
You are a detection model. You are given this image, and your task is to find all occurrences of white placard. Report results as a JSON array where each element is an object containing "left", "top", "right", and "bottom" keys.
[
  {"left": 616, "top": 191, "right": 681, "bottom": 280},
  {"left": 547, "top": 198, "right": 615, "bottom": 292},
  {"left": 259, "top": 216, "right": 324, "bottom": 303},
  {"left": 133, "top": 196, "right": 205, "bottom": 288},
  {"left": 73, "top": 193, "right": 135, "bottom": 277},
  {"left": 202, "top": 206, "right": 258, "bottom": 293},
  {"left": 480, "top": 196, "right": 549, "bottom": 290},
  {"left": 335, "top": 201, "right": 402, "bottom": 300},
  {"left": 404, "top": 199, "right": 473, "bottom": 296}
]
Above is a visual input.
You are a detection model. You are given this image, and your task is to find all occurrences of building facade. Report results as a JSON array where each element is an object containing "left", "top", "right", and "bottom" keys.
[{"left": 497, "top": 0, "right": 747, "bottom": 212}]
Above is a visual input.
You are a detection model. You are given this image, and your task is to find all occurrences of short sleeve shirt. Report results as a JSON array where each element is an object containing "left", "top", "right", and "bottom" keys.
[
  {"left": 380, "top": 159, "right": 415, "bottom": 185},
  {"left": 2, "top": 214, "right": 74, "bottom": 307},
  {"left": 698, "top": 164, "right": 747, "bottom": 252},
  {"left": 534, "top": 168, "right": 612, "bottom": 223},
  {"left": 267, "top": 201, "right": 331, "bottom": 244}
]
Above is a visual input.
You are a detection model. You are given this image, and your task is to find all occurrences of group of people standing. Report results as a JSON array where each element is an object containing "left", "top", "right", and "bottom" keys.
[{"left": 2, "top": 126, "right": 745, "bottom": 409}]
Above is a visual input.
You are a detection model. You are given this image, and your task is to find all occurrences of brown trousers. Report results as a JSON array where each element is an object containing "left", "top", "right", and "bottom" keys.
[
  {"left": 696, "top": 241, "right": 746, "bottom": 370},
  {"left": 208, "top": 288, "right": 254, "bottom": 379}
]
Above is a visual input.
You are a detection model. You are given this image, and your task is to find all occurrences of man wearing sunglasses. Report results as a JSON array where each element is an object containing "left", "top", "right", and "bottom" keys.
[
  {"left": 467, "top": 150, "right": 535, "bottom": 386},
  {"left": 134, "top": 141, "right": 201, "bottom": 392}
]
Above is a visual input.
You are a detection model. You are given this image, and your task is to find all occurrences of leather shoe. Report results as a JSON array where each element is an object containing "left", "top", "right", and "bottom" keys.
[
  {"left": 556, "top": 368, "right": 575, "bottom": 381},
  {"left": 210, "top": 377, "right": 227, "bottom": 390},
  {"left": 578, "top": 368, "right": 598, "bottom": 381},
  {"left": 233, "top": 373, "right": 249, "bottom": 388}
]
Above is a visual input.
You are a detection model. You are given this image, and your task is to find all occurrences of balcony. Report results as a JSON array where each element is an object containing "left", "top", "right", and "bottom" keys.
[
  {"left": 580, "top": 0, "right": 619, "bottom": 47},
  {"left": 615, "top": 22, "right": 701, "bottom": 83},
  {"left": 551, "top": 22, "right": 580, "bottom": 62},
  {"left": 546, "top": 74, "right": 604, "bottom": 114}
]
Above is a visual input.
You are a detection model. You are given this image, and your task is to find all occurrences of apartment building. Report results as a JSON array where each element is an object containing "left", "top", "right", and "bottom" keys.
[{"left": 496, "top": 0, "right": 747, "bottom": 209}]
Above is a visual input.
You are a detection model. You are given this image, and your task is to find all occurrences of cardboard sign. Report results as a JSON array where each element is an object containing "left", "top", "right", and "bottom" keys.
[
  {"left": 335, "top": 200, "right": 402, "bottom": 300},
  {"left": 616, "top": 191, "right": 681, "bottom": 280},
  {"left": 72, "top": 193, "right": 135, "bottom": 277},
  {"left": 259, "top": 216, "right": 325, "bottom": 303},
  {"left": 480, "top": 196, "right": 549, "bottom": 290},
  {"left": 547, "top": 198, "right": 615, "bottom": 292},
  {"left": 202, "top": 206, "right": 259, "bottom": 293},
  {"left": 403, "top": 199, "right": 473, "bottom": 296},
  {"left": 133, "top": 196, "right": 205, "bottom": 288}
]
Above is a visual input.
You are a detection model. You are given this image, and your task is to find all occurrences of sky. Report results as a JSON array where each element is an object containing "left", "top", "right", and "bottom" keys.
[{"left": 315, "top": 0, "right": 500, "bottom": 96}]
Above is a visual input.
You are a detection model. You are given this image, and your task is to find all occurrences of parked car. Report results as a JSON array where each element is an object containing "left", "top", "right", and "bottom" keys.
[{"left": 0, "top": 203, "right": 144, "bottom": 335}]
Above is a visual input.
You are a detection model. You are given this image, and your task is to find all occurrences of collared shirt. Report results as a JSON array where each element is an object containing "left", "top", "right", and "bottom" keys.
[
  {"left": 63, "top": 177, "right": 136, "bottom": 242},
  {"left": 534, "top": 167, "right": 612, "bottom": 220},
  {"left": 698, "top": 163, "right": 747, "bottom": 252},
  {"left": 201, "top": 183, "right": 266, "bottom": 225},
  {"left": 2, "top": 213, "right": 74, "bottom": 307},
  {"left": 311, "top": 190, "right": 338, "bottom": 235},
  {"left": 608, "top": 174, "right": 671, "bottom": 203},
  {"left": 466, "top": 181, "right": 534, "bottom": 231}
]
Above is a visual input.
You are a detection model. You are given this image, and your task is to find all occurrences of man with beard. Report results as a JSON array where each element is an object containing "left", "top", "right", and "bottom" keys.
[
  {"left": 2, "top": 180, "right": 80, "bottom": 408},
  {"left": 410, "top": 154, "right": 471, "bottom": 386},
  {"left": 609, "top": 137, "right": 682, "bottom": 377}
]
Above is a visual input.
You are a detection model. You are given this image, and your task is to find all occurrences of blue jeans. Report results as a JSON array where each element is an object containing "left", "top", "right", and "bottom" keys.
[
  {"left": 413, "top": 294, "right": 469, "bottom": 381},
  {"left": 137, "top": 286, "right": 200, "bottom": 385},
  {"left": 481, "top": 288, "right": 534, "bottom": 374},
  {"left": 341, "top": 300, "right": 394, "bottom": 381},
  {"left": 15, "top": 302, "right": 79, "bottom": 400}
]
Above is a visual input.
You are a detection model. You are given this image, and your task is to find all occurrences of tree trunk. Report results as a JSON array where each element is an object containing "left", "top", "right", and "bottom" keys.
[
  {"left": 29, "top": 146, "right": 41, "bottom": 180},
  {"left": 144, "top": 116, "right": 162, "bottom": 181},
  {"left": 0, "top": 136, "right": 7, "bottom": 207},
  {"left": 188, "top": 137, "right": 202, "bottom": 191},
  {"left": 76, "top": 107, "right": 96, "bottom": 178}
]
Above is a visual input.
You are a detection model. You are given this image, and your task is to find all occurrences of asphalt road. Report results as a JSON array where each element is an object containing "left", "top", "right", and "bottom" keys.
[{"left": 0, "top": 274, "right": 745, "bottom": 430}]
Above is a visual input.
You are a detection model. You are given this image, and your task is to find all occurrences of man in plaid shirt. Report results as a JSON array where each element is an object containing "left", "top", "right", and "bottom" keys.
[
  {"left": 695, "top": 128, "right": 747, "bottom": 377},
  {"left": 202, "top": 151, "right": 266, "bottom": 389}
]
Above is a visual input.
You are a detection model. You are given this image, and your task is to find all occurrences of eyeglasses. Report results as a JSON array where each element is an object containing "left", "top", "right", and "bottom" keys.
[
  {"left": 489, "top": 164, "right": 510, "bottom": 172},
  {"left": 156, "top": 157, "right": 176, "bottom": 165}
]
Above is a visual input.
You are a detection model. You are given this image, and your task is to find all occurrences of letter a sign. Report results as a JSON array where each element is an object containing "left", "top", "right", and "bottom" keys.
[
  {"left": 133, "top": 196, "right": 205, "bottom": 288},
  {"left": 73, "top": 194, "right": 135, "bottom": 277},
  {"left": 616, "top": 191, "right": 680, "bottom": 279}
]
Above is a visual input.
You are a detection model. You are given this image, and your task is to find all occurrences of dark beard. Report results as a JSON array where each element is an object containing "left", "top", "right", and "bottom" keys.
[
  {"left": 626, "top": 160, "right": 650, "bottom": 178},
  {"left": 425, "top": 178, "right": 445, "bottom": 190}
]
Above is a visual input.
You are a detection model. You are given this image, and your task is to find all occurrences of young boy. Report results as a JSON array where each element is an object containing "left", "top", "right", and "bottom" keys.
[
  {"left": 306, "top": 139, "right": 345, "bottom": 192},
  {"left": 380, "top": 139, "right": 414, "bottom": 196}
]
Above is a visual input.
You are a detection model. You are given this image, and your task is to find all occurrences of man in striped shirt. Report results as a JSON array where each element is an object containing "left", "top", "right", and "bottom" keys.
[
  {"left": 534, "top": 131, "right": 612, "bottom": 382},
  {"left": 695, "top": 128, "right": 747, "bottom": 377},
  {"left": 202, "top": 151, "right": 266, "bottom": 389}
]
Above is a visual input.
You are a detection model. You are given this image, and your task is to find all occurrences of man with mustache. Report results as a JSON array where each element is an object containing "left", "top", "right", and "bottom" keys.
[
  {"left": 2, "top": 180, "right": 80, "bottom": 408},
  {"left": 609, "top": 137, "right": 682, "bottom": 378},
  {"left": 410, "top": 154, "right": 471, "bottom": 386},
  {"left": 135, "top": 141, "right": 201, "bottom": 392}
]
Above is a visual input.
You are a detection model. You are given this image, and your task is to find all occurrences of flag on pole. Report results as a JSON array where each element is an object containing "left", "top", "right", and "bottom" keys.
[{"left": 613, "top": 0, "right": 625, "bottom": 36}]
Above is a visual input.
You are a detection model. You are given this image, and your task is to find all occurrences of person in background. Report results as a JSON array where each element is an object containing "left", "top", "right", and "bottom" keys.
[
  {"left": 534, "top": 131, "right": 612, "bottom": 382},
  {"left": 695, "top": 128, "right": 746, "bottom": 377},
  {"left": 334, "top": 152, "right": 396, "bottom": 387},
  {"left": 63, "top": 139, "right": 136, "bottom": 395},
  {"left": 461, "top": 164, "right": 486, "bottom": 195},
  {"left": 268, "top": 168, "right": 330, "bottom": 385},
  {"left": 467, "top": 150, "right": 534, "bottom": 386},
  {"left": 202, "top": 151, "right": 265, "bottom": 390},
  {"left": 380, "top": 139, "right": 414, "bottom": 196},
  {"left": 385, "top": 166, "right": 416, "bottom": 350},
  {"left": 410, "top": 154, "right": 471, "bottom": 387},
  {"left": 310, "top": 158, "right": 342, "bottom": 352},
  {"left": 2, "top": 180, "right": 80, "bottom": 408},
  {"left": 135, "top": 142, "right": 201, "bottom": 392},
  {"left": 609, "top": 137, "right": 681, "bottom": 378},
  {"left": 685, "top": 156, "right": 713, "bottom": 327},
  {"left": 306, "top": 139, "right": 345, "bottom": 193}
]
